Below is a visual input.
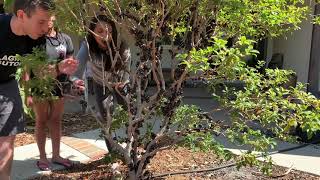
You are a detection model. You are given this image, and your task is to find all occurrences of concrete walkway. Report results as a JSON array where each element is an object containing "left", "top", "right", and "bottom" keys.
[
  {"left": 215, "top": 135, "right": 320, "bottom": 176},
  {"left": 11, "top": 130, "right": 107, "bottom": 180}
]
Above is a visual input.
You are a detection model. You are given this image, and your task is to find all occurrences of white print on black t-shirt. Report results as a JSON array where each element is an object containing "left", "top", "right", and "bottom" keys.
[{"left": 0, "top": 55, "right": 21, "bottom": 66}]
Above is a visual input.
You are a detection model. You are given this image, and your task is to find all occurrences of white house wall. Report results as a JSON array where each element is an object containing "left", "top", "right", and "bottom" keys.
[{"left": 272, "top": 4, "right": 315, "bottom": 84}]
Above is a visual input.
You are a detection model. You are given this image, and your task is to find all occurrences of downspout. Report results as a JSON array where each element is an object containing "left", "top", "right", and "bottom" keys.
[{"left": 307, "top": 4, "right": 320, "bottom": 98}]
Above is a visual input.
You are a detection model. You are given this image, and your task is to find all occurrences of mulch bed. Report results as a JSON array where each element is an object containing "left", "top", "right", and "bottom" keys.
[
  {"left": 14, "top": 112, "right": 99, "bottom": 147},
  {"left": 31, "top": 147, "right": 320, "bottom": 180},
  {"left": 149, "top": 147, "right": 320, "bottom": 180},
  {"left": 17, "top": 112, "right": 320, "bottom": 180}
]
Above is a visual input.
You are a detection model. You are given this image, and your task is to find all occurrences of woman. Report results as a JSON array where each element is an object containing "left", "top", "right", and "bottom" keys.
[
  {"left": 30, "top": 15, "right": 76, "bottom": 171},
  {"left": 72, "top": 15, "right": 131, "bottom": 118}
]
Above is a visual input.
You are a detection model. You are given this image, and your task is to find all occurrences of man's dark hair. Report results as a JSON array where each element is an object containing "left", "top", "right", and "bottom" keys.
[{"left": 13, "top": 0, "right": 55, "bottom": 17}]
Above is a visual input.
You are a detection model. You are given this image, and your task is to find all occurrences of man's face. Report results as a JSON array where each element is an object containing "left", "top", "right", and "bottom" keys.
[{"left": 17, "top": 7, "right": 51, "bottom": 39}]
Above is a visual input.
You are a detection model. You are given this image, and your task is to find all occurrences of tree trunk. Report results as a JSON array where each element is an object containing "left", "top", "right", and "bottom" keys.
[{"left": 128, "top": 170, "right": 137, "bottom": 180}]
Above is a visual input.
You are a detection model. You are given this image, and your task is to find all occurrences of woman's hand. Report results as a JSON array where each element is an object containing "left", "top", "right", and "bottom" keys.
[
  {"left": 73, "top": 79, "right": 86, "bottom": 94},
  {"left": 113, "top": 82, "right": 128, "bottom": 96},
  {"left": 46, "top": 64, "right": 58, "bottom": 77},
  {"left": 58, "top": 58, "right": 79, "bottom": 75},
  {"left": 33, "top": 64, "right": 57, "bottom": 78},
  {"left": 113, "top": 82, "right": 125, "bottom": 90},
  {"left": 25, "top": 96, "right": 33, "bottom": 107}
]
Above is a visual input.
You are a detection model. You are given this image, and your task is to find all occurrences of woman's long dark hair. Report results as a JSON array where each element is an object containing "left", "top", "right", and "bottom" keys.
[{"left": 87, "top": 15, "right": 120, "bottom": 71}]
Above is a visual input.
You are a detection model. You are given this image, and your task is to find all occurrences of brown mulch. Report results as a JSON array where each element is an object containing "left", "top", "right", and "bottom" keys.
[
  {"left": 32, "top": 146, "right": 320, "bottom": 180},
  {"left": 61, "top": 113, "right": 99, "bottom": 136},
  {"left": 14, "top": 112, "right": 99, "bottom": 147},
  {"left": 29, "top": 159, "right": 117, "bottom": 180},
  {"left": 148, "top": 147, "right": 320, "bottom": 180},
  {"left": 15, "top": 132, "right": 36, "bottom": 147}
]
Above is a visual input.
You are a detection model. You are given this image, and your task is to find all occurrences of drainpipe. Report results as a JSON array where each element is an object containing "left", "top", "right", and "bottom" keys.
[{"left": 307, "top": 4, "right": 320, "bottom": 98}]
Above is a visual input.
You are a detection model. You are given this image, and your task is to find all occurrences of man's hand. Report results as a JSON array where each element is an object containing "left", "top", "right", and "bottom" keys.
[{"left": 58, "top": 58, "right": 79, "bottom": 75}]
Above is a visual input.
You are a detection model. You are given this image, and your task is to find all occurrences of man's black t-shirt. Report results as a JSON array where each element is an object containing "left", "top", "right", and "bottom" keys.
[{"left": 0, "top": 14, "right": 45, "bottom": 83}]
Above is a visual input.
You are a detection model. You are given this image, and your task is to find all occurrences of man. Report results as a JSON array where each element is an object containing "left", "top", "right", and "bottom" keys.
[{"left": 0, "top": 0, "right": 78, "bottom": 179}]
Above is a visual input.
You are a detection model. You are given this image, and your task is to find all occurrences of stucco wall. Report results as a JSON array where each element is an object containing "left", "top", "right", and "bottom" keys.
[{"left": 272, "top": 5, "right": 315, "bottom": 84}]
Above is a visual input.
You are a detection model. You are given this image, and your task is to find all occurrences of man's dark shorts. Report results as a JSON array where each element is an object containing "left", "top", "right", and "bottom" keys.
[{"left": 0, "top": 80, "right": 25, "bottom": 136}]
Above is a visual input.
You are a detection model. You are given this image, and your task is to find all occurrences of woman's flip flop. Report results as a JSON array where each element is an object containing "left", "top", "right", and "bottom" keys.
[
  {"left": 52, "top": 159, "right": 74, "bottom": 169},
  {"left": 36, "top": 161, "right": 51, "bottom": 171}
]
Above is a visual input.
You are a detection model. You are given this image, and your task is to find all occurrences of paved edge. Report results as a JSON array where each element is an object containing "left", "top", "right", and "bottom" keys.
[{"left": 61, "top": 136, "right": 107, "bottom": 161}]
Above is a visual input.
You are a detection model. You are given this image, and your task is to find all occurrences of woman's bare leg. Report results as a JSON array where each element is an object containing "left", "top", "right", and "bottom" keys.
[
  {"left": 33, "top": 101, "right": 50, "bottom": 164},
  {"left": 48, "top": 98, "right": 65, "bottom": 162}
]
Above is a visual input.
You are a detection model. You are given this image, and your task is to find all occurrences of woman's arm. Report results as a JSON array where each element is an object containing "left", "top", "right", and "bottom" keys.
[
  {"left": 21, "top": 67, "right": 34, "bottom": 107},
  {"left": 120, "top": 42, "right": 131, "bottom": 83},
  {"left": 70, "top": 41, "right": 89, "bottom": 81},
  {"left": 63, "top": 33, "right": 75, "bottom": 58}
]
